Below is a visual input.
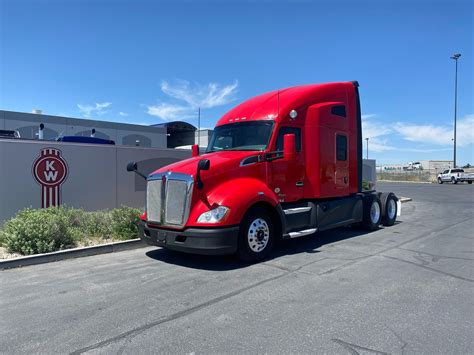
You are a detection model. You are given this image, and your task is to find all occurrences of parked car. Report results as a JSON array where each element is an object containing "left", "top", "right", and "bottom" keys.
[{"left": 437, "top": 169, "right": 474, "bottom": 184}]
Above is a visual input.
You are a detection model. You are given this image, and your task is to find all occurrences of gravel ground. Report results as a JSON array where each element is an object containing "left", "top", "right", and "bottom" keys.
[
  {"left": 0, "top": 237, "right": 128, "bottom": 260},
  {"left": 0, "top": 247, "right": 21, "bottom": 260}
]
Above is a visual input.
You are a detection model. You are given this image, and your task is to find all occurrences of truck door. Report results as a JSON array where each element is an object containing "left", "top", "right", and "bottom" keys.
[
  {"left": 335, "top": 133, "right": 349, "bottom": 192},
  {"left": 269, "top": 126, "right": 304, "bottom": 203}
]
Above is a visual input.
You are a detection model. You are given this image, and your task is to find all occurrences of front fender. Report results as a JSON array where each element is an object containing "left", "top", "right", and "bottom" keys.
[{"left": 186, "top": 177, "right": 279, "bottom": 228}]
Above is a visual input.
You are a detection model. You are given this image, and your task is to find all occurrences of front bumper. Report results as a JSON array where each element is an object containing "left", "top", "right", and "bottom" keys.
[{"left": 139, "top": 221, "right": 239, "bottom": 255}]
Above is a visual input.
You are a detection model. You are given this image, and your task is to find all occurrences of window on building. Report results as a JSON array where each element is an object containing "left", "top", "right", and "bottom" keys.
[
  {"left": 276, "top": 127, "right": 301, "bottom": 152},
  {"left": 336, "top": 134, "right": 347, "bottom": 161}
]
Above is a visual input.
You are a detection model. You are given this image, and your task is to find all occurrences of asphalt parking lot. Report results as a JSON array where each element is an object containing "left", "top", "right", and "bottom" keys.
[{"left": 1, "top": 182, "right": 473, "bottom": 354}]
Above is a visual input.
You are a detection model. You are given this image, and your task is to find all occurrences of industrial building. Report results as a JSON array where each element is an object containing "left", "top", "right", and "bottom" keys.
[
  {"left": 0, "top": 110, "right": 213, "bottom": 149},
  {"left": 377, "top": 160, "right": 454, "bottom": 172},
  {"left": 0, "top": 110, "right": 214, "bottom": 223}
]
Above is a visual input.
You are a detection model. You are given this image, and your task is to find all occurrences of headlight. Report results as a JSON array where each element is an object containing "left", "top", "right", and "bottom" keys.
[{"left": 197, "top": 206, "right": 229, "bottom": 223}]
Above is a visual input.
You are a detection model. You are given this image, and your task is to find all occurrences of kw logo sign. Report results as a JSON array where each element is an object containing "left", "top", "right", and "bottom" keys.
[{"left": 32, "top": 148, "right": 69, "bottom": 208}]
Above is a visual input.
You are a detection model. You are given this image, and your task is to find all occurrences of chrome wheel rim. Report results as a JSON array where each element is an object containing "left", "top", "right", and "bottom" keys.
[
  {"left": 370, "top": 201, "right": 381, "bottom": 224},
  {"left": 247, "top": 218, "right": 269, "bottom": 253},
  {"left": 387, "top": 199, "right": 396, "bottom": 220}
]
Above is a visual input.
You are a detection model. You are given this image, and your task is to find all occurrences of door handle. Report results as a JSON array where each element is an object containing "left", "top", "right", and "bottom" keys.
[{"left": 296, "top": 181, "right": 304, "bottom": 187}]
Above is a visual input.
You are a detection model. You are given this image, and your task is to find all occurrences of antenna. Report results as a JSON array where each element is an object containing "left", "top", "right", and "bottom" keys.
[{"left": 198, "top": 107, "right": 201, "bottom": 147}]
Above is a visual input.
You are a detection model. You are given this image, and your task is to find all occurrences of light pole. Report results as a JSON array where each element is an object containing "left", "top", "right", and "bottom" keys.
[
  {"left": 365, "top": 137, "right": 369, "bottom": 159},
  {"left": 450, "top": 53, "right": 461, "bottom": 168}
]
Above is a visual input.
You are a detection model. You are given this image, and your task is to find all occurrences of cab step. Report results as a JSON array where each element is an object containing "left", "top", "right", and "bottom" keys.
[
  {"left": 288, "top": 228, "right": 317, "bottom": 238},
  {"left": 283, "top": 206, "right": 312, "bottom": 215}
]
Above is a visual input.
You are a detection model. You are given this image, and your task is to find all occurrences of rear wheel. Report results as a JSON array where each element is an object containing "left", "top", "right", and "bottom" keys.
[
  {"left": 438, "top": 178, "right": 443, "bottom": 184},
  {"left": 237, "top": 207, "right": 275, "bottom": 262},
  {"left": 468, "top": 181, "right": 472, "bottom": 184},
  {"left": 381, "top": 193, "right": 397, "bottom": 226},
  {"left": 451, "top": 177, "right": 458, "bottom": 184},
  {"left": 361, "top": 195, "right": 382, "bottom": 231}
]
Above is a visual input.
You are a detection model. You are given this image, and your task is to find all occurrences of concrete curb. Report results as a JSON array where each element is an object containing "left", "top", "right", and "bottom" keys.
[
  {"left": 378, "top": 180, "right": 433, "bottom": 184},
  {"left": 0, "top": 239, "right": 146, "bottom": 270}
]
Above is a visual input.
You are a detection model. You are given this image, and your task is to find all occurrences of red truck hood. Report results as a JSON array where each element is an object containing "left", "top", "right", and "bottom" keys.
[{"left": 150, "top": 150, "right": 260, "bottom": 177}]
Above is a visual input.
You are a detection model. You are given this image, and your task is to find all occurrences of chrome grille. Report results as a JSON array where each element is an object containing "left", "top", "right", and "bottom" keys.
[
  {"left": 146, "top": 172, "right": 193, "bottom": 227},
  {"left": 165, "top": 179, "right": 188, "bottom": 225},
  {"left": 146, "top": 179, "right": 162, "bottom": 223}
]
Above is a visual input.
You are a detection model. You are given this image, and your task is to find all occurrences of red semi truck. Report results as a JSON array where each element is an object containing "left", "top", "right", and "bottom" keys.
[{"left": 128, "top": 81, "right": 399, "bottom": 261}]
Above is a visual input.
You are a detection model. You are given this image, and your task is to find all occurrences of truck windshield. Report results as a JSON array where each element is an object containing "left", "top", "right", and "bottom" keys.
[{"left": 207, "top": 121, "right": 274, "bottom": 152}]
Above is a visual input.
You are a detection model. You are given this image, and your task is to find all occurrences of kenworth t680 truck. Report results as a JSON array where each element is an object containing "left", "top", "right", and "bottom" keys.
[{"left": 128, "top": 81, "right": 399, "bottom": 261}]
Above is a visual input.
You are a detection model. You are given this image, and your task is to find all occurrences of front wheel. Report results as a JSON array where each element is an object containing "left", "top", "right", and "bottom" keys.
[
  {"left": 468, "top": 181, "right": 472, "bottom": 184},
  {"left": 438, "top": 177, "right": 443, "bottom": 184},
  {"left": 237, "top": 207, "right": 275, "bottom": 262}
]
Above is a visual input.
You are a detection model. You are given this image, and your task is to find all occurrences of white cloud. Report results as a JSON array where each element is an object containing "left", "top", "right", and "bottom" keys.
[
  {"left": 77, "top": 102, "right": 111, "bottom": 117},
  {"left": 161, "top": 80, "right": 238, "bottom": 109},
  {"left": 394, "top": 114, "right": 473, "bottom": 147},
  {"left": 146, "top": 79, "right": 238, "bottom": 121},
  {"left": 361, "top": 114, "right": 395, "bottom": 152},
  {"left": 119, "top": 111, "right": 128, "bottom": 117},
  {"left": 147, "top": 103, "right": 197, "bottom": 122},
  {"left": 361, "top": 114, "right": 377, "bottom": 120},
  {"left": 458, "top": 115, "right": 474, "bottom": 146},
  {"left": 398, "top": 147, "right": 452, "bottom": 153}
]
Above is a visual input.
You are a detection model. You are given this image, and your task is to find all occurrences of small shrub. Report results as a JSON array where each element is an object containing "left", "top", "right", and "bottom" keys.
[
  {"left": 110, "top": 206, "right": 141, "bottom": 240},
  {"left": 82, "top": 210, "right": 114, "bottom": 239},
  {"left": 2, "top": 207, "right": 76, "bottom": 255},
  {"left": 1, "top": 205, "right": 142, "bottom": 255},
  {"left": 0, "top": 230, "right": 6, "bottom": 247}
]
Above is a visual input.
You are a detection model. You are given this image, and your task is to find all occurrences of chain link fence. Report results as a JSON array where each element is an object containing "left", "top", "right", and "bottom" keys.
[{"left": 377, "top": 168, "right": 474, "bottom": 183}]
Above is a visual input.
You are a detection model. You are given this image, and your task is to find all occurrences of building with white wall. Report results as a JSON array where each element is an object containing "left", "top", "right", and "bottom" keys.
[
  {"left": 0, "top": 110, "right": 167, "bottom": 148},
  {"left": 419, "top": 160, "right": 454, "bottom": 171}
]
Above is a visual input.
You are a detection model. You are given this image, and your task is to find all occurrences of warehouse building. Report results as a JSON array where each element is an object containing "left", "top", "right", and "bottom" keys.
[{"left": 0, "top": 110, "right": 215, "bottom": 149}]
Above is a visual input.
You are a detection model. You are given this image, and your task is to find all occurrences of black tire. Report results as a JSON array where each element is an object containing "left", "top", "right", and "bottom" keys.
[
  {"left": 451, "top": 177, "right": 458, "bottom": 184},
  {"left": 438, "top": 178, "right": 443, "bottom": 184},
  {"left": 380, "top": 193, "right": 397, "bottom": 226},
  {"left": 237, "top": 207, "right": 275, "bottom": 262},
  {"left": 361, "top": 194, "right": 382, "bottom": 231},
  {"left": 468, "top": 181, "right": 472, "bottom": 184}
]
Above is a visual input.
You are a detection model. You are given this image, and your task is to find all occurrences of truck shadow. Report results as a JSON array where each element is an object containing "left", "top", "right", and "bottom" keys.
[{"left": 144, "top": 224, "right": 400, "bottom": 271}]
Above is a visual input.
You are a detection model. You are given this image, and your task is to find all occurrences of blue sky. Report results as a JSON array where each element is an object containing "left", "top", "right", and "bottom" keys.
[{"left": 1, "top": 0, "right": 473, "bottom": 165}]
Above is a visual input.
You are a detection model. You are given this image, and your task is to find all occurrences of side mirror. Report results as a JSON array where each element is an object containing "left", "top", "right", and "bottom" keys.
[
  {"left": 191, "top": 144, "right": 199, "bottom": 157},
  {"left": 126, "top": 161, "right": 137, "bottom": 172},
  {"left": 196, "top": 159, "right": 210, "bottom": 189},
  {"left": 283, "top": 133, "right": 296, "bottom": 160},
  {"left": 126, "top": 161, "right": 147, "bottom": 180},
  {"left": 198, "top": 159, "right": 210, "bottom": 171}
]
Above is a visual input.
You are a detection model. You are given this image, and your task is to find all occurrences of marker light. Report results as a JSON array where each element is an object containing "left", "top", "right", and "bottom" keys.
[
  {"left": 197, "top": 206, "right": 229, "bottom": 223},
  {"left": 289, "top": 110, "right": 298, "bottom": 119}
]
